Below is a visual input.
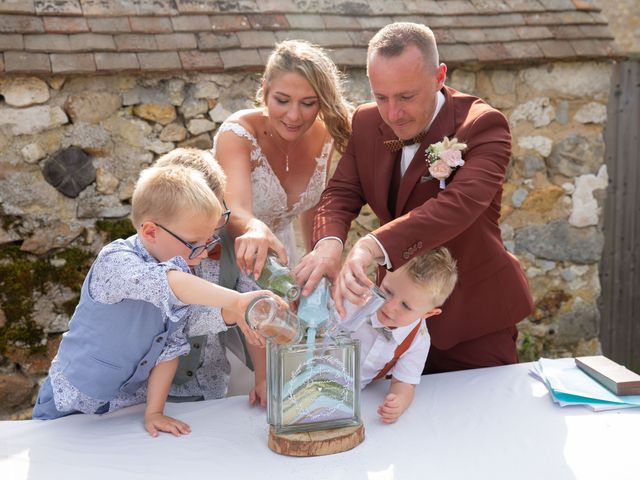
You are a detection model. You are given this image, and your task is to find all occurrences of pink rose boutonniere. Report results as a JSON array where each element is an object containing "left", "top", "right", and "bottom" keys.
[{"left": 425, "top": 136, "right": 467, "bottom": 189}]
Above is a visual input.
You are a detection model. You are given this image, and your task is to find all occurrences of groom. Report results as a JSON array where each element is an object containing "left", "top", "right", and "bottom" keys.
[{"left": 295, "top": 22, "right": 533, "bottom": 374}]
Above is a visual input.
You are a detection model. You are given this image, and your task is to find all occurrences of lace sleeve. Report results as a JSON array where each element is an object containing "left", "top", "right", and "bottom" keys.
[{"left": 212, "top": 122, "right": 260, "bottom": 156}]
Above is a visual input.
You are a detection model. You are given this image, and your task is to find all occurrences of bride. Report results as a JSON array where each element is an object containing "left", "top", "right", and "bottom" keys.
[{"left": 213, "top": 40, "right": 352, "bottom": 279}]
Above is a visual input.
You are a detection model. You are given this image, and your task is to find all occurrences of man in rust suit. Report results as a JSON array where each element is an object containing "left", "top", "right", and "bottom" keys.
[{"left": 295, "top": 22, "right": 533, "bottom": 373}]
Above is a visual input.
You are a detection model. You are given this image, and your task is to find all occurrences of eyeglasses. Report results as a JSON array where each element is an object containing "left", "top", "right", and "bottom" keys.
[
  {"left": 155, "top": 223, "right": 222, "bottom": 260},
  {"left": 217, "top": 198, "right": 231, "bottom": 231}
]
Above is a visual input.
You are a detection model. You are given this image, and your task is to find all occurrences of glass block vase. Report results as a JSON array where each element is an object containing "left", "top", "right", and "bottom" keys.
[{"left": 267, "top": 335, "right": 361, "bottom": 434}]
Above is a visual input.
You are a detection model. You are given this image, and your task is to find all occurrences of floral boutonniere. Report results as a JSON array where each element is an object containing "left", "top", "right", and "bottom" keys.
[{"left": 425, "top": 136, "right": 467, "bottom": 189}]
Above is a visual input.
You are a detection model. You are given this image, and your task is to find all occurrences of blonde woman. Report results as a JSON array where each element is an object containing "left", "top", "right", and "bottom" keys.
[{"left": 213, "top": 40, "right": 351, "bottom": 278}]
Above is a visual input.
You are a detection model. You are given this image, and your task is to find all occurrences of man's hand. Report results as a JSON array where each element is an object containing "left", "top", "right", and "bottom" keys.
[
  {"left": 333, "top": 236, "right": 382, "bottom": 316},
  {"left": 293, "top": 239, "right": 343, "bottom": 296},
  {"left": 235, "top": 218, "right": 288, "bottom": 280},
  {"left": 144, "top": 412, "right": 191, "bottom": 437}
]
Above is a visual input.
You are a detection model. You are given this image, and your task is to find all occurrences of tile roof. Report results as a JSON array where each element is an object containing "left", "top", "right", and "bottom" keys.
[{"left": 0, "top": 0, "right": 620, "bottom": 75}]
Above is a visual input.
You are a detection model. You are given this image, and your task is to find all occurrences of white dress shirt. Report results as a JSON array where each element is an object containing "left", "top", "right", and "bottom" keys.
[{"left": 352, "top": 313, "right": 430, "bottom": 388}]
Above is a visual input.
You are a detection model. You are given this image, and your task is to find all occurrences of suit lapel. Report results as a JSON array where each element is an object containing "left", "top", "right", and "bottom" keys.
[
  {"left": 395, "top": 88, "right": 456, "bottom": 216},
  {"left": 375, "top": 121, "right": 398, "bottom": 223}
]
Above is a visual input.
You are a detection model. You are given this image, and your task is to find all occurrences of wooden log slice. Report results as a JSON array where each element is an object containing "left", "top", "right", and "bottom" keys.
[{"left": 268, "top": 423, "right": 365, "bottom": 457}]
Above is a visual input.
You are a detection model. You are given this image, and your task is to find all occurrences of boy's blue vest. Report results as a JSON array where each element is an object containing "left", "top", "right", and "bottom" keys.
[{"left": 35, "top": 239, "right": 185, "bottom": 416}]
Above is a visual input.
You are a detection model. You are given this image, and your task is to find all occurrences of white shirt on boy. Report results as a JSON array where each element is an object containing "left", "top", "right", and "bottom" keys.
[{"left": 352, "top": 313, "right": 430, "bottom": 388}]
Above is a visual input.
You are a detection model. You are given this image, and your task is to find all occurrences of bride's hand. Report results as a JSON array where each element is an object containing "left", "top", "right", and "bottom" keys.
[{"left": 234, "top": 218, "right": 288, "bottom": 280}]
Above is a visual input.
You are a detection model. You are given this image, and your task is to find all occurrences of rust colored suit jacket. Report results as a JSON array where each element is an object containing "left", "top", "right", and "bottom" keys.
[{"left": 313, "top": 86, "right": 533, "bottom": 367}]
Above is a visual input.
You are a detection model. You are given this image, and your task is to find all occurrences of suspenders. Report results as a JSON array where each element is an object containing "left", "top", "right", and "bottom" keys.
[{"left": 373, "top": 320, "right": 424, "bottom": 381}]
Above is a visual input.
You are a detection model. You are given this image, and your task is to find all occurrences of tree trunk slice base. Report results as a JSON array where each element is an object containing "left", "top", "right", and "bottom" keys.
[{"left": 268, "top": 423, "right": 365, "bottom": 457}]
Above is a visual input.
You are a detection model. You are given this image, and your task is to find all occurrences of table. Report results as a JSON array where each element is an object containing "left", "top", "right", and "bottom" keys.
[{"left": 1, "top": 362, "right": 638, "bottom": 480}]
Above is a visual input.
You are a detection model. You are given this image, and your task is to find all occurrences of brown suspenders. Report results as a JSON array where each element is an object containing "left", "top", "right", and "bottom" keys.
[{"left": 373, "top": 320, "right": 424, "bottom": 381}]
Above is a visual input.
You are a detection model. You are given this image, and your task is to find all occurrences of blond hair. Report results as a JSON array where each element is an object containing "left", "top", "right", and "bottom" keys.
[
  {"left": 257, "top": 40, "right": 352, "bottom": 153},
  {"left": 154, "top": 148, "right": 226, "bottom": 197},
  {"left": 131, "top": 165, "right": 221, "bottom": 228},
  {"left": 403, "top": 247, "right": 458, "bottom": 307},
  {"left": 368, "top": 22, "right": 440, "bottom": 74}
]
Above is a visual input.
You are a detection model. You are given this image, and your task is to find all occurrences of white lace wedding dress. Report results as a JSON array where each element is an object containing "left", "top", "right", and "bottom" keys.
[{"left": 212, "top": 122, "right": 333, "bottom": 265}]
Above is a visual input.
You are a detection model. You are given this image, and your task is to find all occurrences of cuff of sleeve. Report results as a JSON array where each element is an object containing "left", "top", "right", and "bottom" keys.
[
  {"left": 366, "top": 233, "right": 392, "bottom": 269},
  {"left": 313, "top": 236, "right": 343, "bottom": 250}
]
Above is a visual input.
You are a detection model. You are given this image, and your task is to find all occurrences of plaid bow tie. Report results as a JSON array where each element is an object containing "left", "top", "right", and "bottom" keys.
[
  {"left": 383, "top": 130, "right": 428, "bottom": 152},
  {"left": 366, "top": 317, "right": 394, "bottom": 340}
]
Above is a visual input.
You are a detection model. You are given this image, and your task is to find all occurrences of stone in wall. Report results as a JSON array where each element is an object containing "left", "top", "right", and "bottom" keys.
[
  {"left": 547, "top": 133, "right": 605, "bottom": 178},
  {"left": 0, "top": 77, "right": 50, "bottom": 107},
  {"left": 41, "top": 147, "right": 96, "bottom": 198},
  {"left": 0, "top": 105, "right": 68, "bottom": 136},
  {"left": 514, "top": 220, "right": 604, "bottom": 264},
  {"left": 64, "top": 91, "right": 122, "bottom": 124},
  {"left": 569, "top": 165, "right": 608, "bottom": 228}
]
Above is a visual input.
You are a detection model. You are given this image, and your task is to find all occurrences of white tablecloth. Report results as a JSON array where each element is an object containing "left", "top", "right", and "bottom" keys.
[{"left": 1, "top": 362, "right": 639, "bottom": 480}]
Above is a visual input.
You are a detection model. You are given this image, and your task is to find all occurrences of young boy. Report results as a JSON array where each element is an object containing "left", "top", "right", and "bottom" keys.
[
  {"left": 32, "top": 164, "right": 278, "bottom": 437},
  {"left": 351, "top": 247, "right": 457, "bottom": 424},
  {"left": 153, "top": 148, "right": 266, "bottom": 405}
]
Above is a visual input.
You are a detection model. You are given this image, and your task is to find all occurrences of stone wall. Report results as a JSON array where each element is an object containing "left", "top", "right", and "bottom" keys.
[{"left": 0, "top": 61, "right": 611, "bottom": 418}]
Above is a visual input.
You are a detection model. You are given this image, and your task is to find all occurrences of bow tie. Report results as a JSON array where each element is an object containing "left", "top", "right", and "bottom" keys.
[
  {"left": 383, "top": 130, "right": 428, "bottom": 152},
  {"left": 367, "top": 317, "right": 394, "bottom": 341}
]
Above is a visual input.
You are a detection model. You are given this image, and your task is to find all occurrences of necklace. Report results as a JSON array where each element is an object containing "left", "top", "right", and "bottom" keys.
[{"left": 267, "top": 127, "right": 295, "bottom": 173}]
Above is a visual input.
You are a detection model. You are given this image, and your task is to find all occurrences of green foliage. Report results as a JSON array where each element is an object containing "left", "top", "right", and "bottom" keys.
[
  {"left": 0, "top": 245, "right": 93, "bottom": 353},
  {"left": 518, "top": 332, "right": 539, "bottom": 363},
  {"left": 96, "top": 218, "right": 136, "bottom": 242}
]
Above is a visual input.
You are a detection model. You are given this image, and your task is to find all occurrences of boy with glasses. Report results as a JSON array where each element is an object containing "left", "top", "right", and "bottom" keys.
[
  {"left": 33, "top": 163, "right": 280, "bottom": 437},
  {"left": 154, "top": 149, "right": 267, "bottom": 406}
]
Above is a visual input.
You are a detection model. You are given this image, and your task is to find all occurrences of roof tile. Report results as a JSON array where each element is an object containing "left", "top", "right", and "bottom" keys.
[
  {"left": 0, "top": 0, "right": 34, "bottom": 14},
  {"left": 83, "top": 0, "right": 178, "bottom": 16},
  {"left": 348, "top": 30, "right": 376, "bottom": 47},
  {"left": 436, "top": 1, "right": 478, "bottom": 15},
  {"left": 537, "top": 39, "right": 576, "bottom": 58},
  {"left": 503, "top": 40, "right": 544, "bottom": 60},
  {"left": 284, "top": 14, "right": 324, "bottom": 29},
  {"left": 456, "top": 13, "right": 525, "bottom": 27},
  {"left": 155, "top": 33, "right": 197, "bottom": 50},
  {"left": 469, "top": 0, "right": 511, "bottom": 14},
  {"left": 87, "top": 17, "right": 131, "bottom": 33},
  {"left": 470, "top": 42, "right": 511, "bottom": 62},
  {"left": 571, "top": 38, "right": 620, "bottom": 58},
  {"left": 322, "top": 15, "right": 361, "bottom": 29},
  {"left": 0, "top": 33, "right": 23, "bottom": 49},
  {"left": 197, "top": 32, "right": 240, "bottom": 50},
  {"left": 330, "top": 47, "right": 368, "bottom": 66},
  {"left": 175, "top": 0, "right": 257, "bottom": 14},
  {"left": 209, "top": 14, "right": 251, "bottom": 32},
  {"left": 129, "top": 17, "right": 173, "bottom": 33},
  {"left": 403, "top": 1, "right": 443, "bottom": 15},
  {"left": 4, "top": 50, "right": 50, "bottom": 72},
  {"left": 537, "top": 0, "right": 575, "bottom": 10},
  {"left": 24, "top": 33, "right": 70, "bottom": 52},
  {"left": 0, "top": 14, "right": 43, "bottom": 32},
  {"left": 275, "top": 30, "right": 353, "bottom": 47},
  {"left": 514, "top": 25, "right": 553, "bottom": 40},
  {"left": 452, "top": 28, "right": 487, "bottom": 43},
  {"left": 35, "top": 0, "right": 81, "bottom": 16},
  {"left": 219, "top": 48, "right": 262, "bottom": 69},
  {"left": 179, "top": 50, "right": 224, "bottom": 70},
  {"left": 138, "top": 51, "right": 182, "bottom": 70},
  {"left": 0, "top": 53, "right": 4, "bottom": 72},
  {"left": 43, "top": 16, "right": 88, "bottom": 33},
  {"left": 502, "top": 0, "right": 545, "bottom": 11},
  {"left": 114, "top": 34, "right": 158, "bottom": 52},
  {"left": 246, "top": 13, "right": 288, "bottom": 29},
  {"left": 438, "top": 43, "right": 476, "bottom": 62},
  {"left": 171, "top": 15, "right": 212, "bottom": 32},
  {"left": 95, "top": 52, "right": 140, "bottom": 71},
  {"left": 50, "top": 52, "right": 96, "bottom": 73},
  {"left": 68, "top": 33, "right": 116, "bottom": 51},
  {"left": 236, "top": 30, "right": 278, "bottom": 48}
]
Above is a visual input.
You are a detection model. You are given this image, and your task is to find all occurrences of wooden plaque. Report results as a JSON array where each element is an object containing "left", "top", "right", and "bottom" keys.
[{"left": 268, "top": 423, "right": 365, "bottom": 457}]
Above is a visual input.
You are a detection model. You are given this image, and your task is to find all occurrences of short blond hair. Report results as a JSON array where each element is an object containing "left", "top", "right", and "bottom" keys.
[
  {"left": 403, "top": 247, "right": 458, "bottom": 307},
  {"left": 131, "top": 165, "right": 221, "bottom": 228},
  {"left": 154, "top": 148, "right": 226, "bottom": 197}
]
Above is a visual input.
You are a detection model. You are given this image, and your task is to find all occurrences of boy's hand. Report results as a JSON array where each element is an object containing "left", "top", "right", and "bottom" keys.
[
  {"left": 377, "top": 393, "right": 404, "bottom": 424},
  {"left": 234, "top": 290, "right": 289, "bottom": 347},
  {"left": 144, "top": 412, "right": 191, "bottom": 437},
  {"left": 249, "top": 379, "right": 267, "bottom": 407}
]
